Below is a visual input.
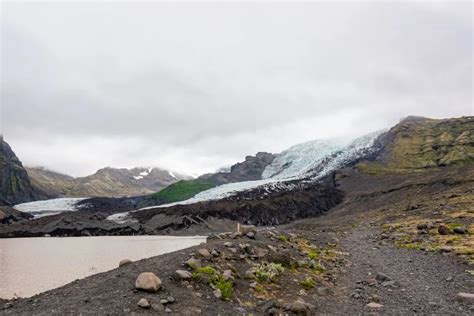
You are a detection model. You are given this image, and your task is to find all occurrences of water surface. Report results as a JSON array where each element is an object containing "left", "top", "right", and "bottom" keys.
[{"left": 0, "top": 235, "right": 206, "bottom": 299}]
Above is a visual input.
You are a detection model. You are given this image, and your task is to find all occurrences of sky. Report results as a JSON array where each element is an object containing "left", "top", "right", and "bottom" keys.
[{"left": 1, "top": 1, "right": 472, "bottom": 177}]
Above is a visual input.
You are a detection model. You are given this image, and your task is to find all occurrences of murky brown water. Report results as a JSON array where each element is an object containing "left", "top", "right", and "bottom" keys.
[{"left": 0, "top": 235, "right": 206, "bottom": 299}]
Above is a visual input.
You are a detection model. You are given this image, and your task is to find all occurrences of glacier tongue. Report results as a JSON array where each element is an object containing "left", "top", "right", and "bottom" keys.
[{"left": 136, "top": 129, "right": 384, "bottom": 212}]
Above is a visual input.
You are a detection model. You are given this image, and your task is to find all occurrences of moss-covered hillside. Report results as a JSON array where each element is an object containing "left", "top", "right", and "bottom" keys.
[
  {"left": 359, "top": 116, "right": 474, "bottom": 174},
  {"left": 150, "top": 179, "right": 216, "bottom": 204}
]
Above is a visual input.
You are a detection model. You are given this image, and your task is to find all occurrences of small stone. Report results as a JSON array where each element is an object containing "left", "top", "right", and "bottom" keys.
[
  {"left": 185, "top": 258, "right": 200, "bottom": 269},
  {"left": 246, "top": 231, "right": 255, "bottom": 239},
  {"left": 135, "top": 272, "right": 161, "bottom": 292},
  {"left": 438, "top": 225, "right": 450, "bottom": 235},
  {"left": 174, "top": 269, "right": 193, "bottom": 280},
  {"left": 151, "top": 303, "right": 165, "bottom": 311},
  {"left": 160, "top": 299, "right": 168, "bottom": 304},
  {"left": 380, "top": 233, "right": 389, "bottom": 240},
  {"left": 166, "top": 296, "right": 175, "bottom": 303},
  {"left": 455, "top": 292, "right": 474, "bottom": 303},
  {"left": 165, "top": 307, "right": 172, "bottom": 313},
  {"left": 228, "top": 247, "right": 238, "bottom": 254},
  {"left": 366, "top": 302, "right": 383, "bottom": 309},
  {"left": 137, "top": 298, "right": 150, "bottom": 309},
  {"left": 382, "top": 280, "right": 395, "bottom": 287},
  {"left": 249, "top": 282, "right": 257, "bottom": 288},
  {"left": 440, "top": 246, "right": 453, "bottom": 253},
  {"left": 196, "top": 248, "right": 211, "bottom": 259},
  {"left": 224, "top": 242, "right": 233, "bottom": 247},
  {"left": 453, "top": 227, "right": 467, "bottom": 234},
  {"left": 417, "top": 223, "right": 428, "bottom": 230},
  {"left": 286, "top": 299, "right": 315, "bottom": 314},
  {"left": 231, "top": 232, "right": 242, "bottom": 239},
  {"left": 375, "top": 272, "right": 391, "bottom": 282},
  {"left": 317, "top": 286, "right": 333, "bottom": 296},
  {"left": 367, "top": 278, "right": 377, "bottom": 286},
  {"left": 118, "top": 258, "right": 132, "bottom": 267},
  {"left": 267, "top": 245, "right": 277, "bottom": 252},
  {"left": 213, "top": 288, "right": 222, "bottom": 299},
  {"left": 211, "top": 249, "right": 220, "bottom": 257},
  {"left": 446, "top": 276, "right": 453, "bottom": 282},
  {"left": 223, "top": 269, "right": 233, "bottom": 281}
]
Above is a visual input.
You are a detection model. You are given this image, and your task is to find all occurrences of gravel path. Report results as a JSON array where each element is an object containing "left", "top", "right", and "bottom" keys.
[{"left": 332, "top": 227, "right": 474, "bottom": 315}]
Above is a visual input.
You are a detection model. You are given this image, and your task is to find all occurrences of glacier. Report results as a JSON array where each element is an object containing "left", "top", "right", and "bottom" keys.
[
  {"left": 109, "top": 129, "right": 385, "bottom": 223},
  {"left": 14, "top": 198, "right": 89, "bottom": 218}
]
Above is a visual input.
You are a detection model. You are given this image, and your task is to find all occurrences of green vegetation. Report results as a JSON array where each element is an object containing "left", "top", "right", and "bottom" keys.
[
  {"left": 192, "top": 266, "right": 233, "bottom": 300},
  {"left": 278, "top": 234, "right": 287, "bottom": 242},
  {"left": 308, "top": 248, "right": 319, "bottom": 260},
  {"left": 299, "top": 276, "right": 315, "bottom": 289},
  {"left": 312, "top": 262, "right": 326, "bottom": 274},
  {"left": 253, "top": 262, "right": 285, "bottom": 283},
  {"left": 151, "top": 179, "right": 216, "bottom": 203}
]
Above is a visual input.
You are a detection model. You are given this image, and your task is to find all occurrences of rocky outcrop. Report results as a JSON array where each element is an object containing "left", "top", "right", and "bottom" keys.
[
  {"left": 0, "top": 137, "right": 37, "bottom": 205},
  {"left": 199, "top": 152, "right": 275, "bottom": 185}
]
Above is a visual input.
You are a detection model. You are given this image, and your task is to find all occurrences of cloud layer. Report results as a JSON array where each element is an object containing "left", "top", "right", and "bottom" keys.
[{"left": 1, "top": 1, "right": 472, "bottom": 176}]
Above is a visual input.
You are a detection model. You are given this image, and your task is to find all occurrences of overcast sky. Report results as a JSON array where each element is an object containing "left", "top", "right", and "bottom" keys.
[{"left": 1, "top": 1, "right": 472, "bottom": 177}]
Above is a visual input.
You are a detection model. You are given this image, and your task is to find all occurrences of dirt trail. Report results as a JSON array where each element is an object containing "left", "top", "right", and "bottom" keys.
[{"left": 328, "top": 227, "right": 474, "bottom": 315}]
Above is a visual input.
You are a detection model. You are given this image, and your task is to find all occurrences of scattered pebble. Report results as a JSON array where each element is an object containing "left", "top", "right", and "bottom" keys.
[{"left": 137, "top": 298, "right": 150, "bottom": 309}]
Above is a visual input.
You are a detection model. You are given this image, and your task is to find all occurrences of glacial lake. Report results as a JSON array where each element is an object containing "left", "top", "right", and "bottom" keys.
[{"left": 0, "top": 235, "right": 206, "bottom": 299}]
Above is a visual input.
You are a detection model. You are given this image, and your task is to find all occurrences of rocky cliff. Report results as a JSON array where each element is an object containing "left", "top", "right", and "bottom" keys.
[{"left": 0, "top": 137, "right": 36, "bottom": 205}]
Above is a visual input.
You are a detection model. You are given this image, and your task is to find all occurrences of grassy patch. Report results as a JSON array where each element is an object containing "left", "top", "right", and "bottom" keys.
[
  {"left": 253, "top": 262, "right": 285, "bottom": 283},
  {"left": 151, "top": 179, "right": 216, "bottom": 203},
  {"left": 299, "top": 276, "right": 315, "bottom": 289},
  {"left": 308, "top": 248, "right": 319, "bottom": 260},
  {"left": 278, "top": 234, "right": 288, "bottom": 242}
]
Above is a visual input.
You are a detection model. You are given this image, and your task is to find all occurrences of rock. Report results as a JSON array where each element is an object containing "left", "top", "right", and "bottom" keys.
[
  {"left": 267, "top": 250, "right": 292, "bottom": 267},
  {"left": 160, "top": 299, "right": 168, "bottom": 304},
  {"left": 135, "top": 272, "right": 162, "bottom": 292},
  {"left": 253, "top": 246, "right": 269, "bottom": 258},
  {"left": 267, "top": 245, "right": 277, "bottom": 252},
  {"left": 286, "top": 299, "right": 315, "bottom": 314},
  {"left": 185, "top": 258, "right": 200, "bottom": 269},
  {"left": 174, "top": 270, "right": 193, "bottom": 280},
  {"left": 228, "top": 247, "right": 238, "bottom": 254},
  {"left": 196, "top": 248, "right": 211, "bottom": 259},
  {"left": 440, "top": 246, "right": 453, "bottom": 253},
  {"left": 417, "top": 223, "right": 428, "bottom": 230},
  {"left": 382, "top": 280, "right": 395, "bottom": 287},
  {"left": 367, "top": 278, "right": 377, "bottom": 286},
  {"left": 151, "top": 303, "right": 165, "bottom": 311},
  {"left": 231, "top": 232, "right": 242, "bottom": 239},
  {"left": 366, "top": 302, "right": 383, "bottom": 309},
  {"left": 245, "top": 268, "right": 256, "bottom": 279},
  {"left": 166, "top": 296, "right": 175, "bottom": 303},
  {"left": 446, "top": 276, "right": 453, "bottom": 282},
  {"left": 438, "top": 225, "right": 450, "bottom": 235},
  {"left": 165, "top": 307, "right": 172, "bottom": 313},
  {"left": 239, "top": 224, "right": 257, "bottom": 235},
  {"left": 118, "top": 259, "right": 132, "bottom": 267},
  {"left": 211, "top": 249, "right": 220, "bottom": 257},
  {"left": 249, "top": 281, "right": 257, "bottom": 288},
  {"left": 380, "top": 233, "right": 389, "bottom": 239},
  {"left": 375, "top": 272, "right": 391, "bottom": 282},
  {"left": 246, "top": 231, "right": 255, "bottom": 239},
  {"left": 0, "top": 210, "right": 5, "bottom": 221},
  {"left": 224, "top": 242, "right": 233, "bottom": 247},
  {"left": 455, "top": 292, "right": 474, "bottom": 303},
  {"left": 317, "top": 286, "right": 333, "bottom": 296},
  {"left": 137, "top": 298, "right": 150, "bottom": 309},
  {"left": 453, "top": 227, "right": 467, "bottom": 234},
  {"left": 223, "top": 269, "right": 233, "bottom": 282},
  {"left": 213, "top": 288, "right": 222, "bottom": 299}
]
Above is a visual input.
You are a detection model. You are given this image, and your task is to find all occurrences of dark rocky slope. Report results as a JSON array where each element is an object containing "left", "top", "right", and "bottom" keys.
[{"left": 0, "top": 137, "right": 37, "bottom": 206}]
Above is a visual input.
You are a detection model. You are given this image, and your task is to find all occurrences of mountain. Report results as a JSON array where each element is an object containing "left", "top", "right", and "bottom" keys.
[
  {"left": 0, "top": 137, "right": 37, "bottom": 206},
  {"left": 148, "top": 152, "right": 275, "bottom": 205},
  {"left": 26, "top": 166, "right": 192, "bottom": 198}
]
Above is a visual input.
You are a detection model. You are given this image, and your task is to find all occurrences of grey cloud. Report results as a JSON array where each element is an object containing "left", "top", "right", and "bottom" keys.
[{"left": 1, "top": 1, "right": 472, "bottom": 176}]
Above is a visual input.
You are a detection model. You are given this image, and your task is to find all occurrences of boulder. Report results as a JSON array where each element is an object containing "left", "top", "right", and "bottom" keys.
[
  {"left": 196, "top": 248, "right": 211, "bottom": 259},
  {"left": 174, "top": 270, "right": 193, "bottom": 280},
  {"left": 455, "top": 292, "right": 474, "bottom": 303},
  {"left": 135, "top": 272, "right": 161, "bottom": 292},
  {"left": 0, "top": 210, "right": 5, "bottom": 221},
  {"left": 239, "top": 224, "right": 257, "bottom": 235},
  {"left": 137, "top": 298, "right": 150, "bottom": 309},
  {"left": 118, "top": 259, "right": 132, "bottom": 267},
  {"left": 285, "top": 299, "right": 315, "bottom": 314},
  {"left": 438, "top": 225, "right": 450, "bottom": 235}
]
